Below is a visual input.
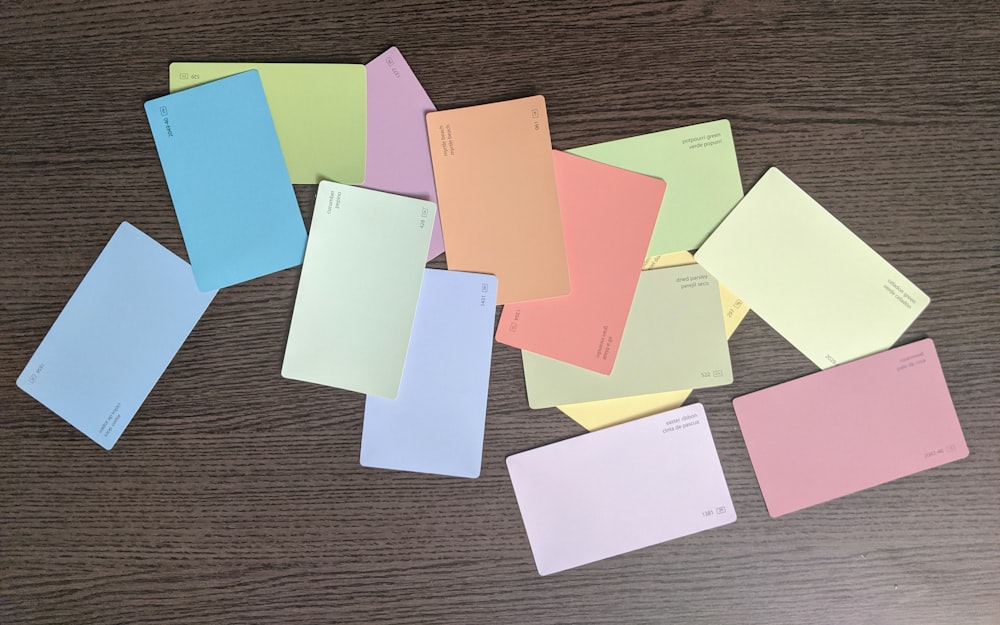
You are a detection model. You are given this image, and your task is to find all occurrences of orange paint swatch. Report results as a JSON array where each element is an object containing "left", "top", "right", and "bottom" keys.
[
  {"left": 427, "top": 96, "right": 569, "bottom": 304},
  {"left": 496, "top": 151, "right": 664, "bottom": 374}
]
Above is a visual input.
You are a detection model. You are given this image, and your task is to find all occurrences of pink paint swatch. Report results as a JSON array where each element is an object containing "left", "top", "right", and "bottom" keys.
[{"left": 734, "top": 338, "right": 968, "bottom": 518}]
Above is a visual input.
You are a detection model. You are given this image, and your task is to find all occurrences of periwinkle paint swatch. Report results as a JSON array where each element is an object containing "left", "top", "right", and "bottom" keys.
[{"left": 361, "top": 269, "right": 497, "bottom": 478}]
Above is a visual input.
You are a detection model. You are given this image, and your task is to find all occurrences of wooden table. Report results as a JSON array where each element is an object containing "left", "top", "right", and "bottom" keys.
[{"left": 2, "top": 2, "right": 998, "bottom": 623}]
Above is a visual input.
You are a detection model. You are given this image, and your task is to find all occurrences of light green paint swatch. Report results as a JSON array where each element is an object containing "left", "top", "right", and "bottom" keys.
[
  {"left": 282, "top": 181, "right": 434, "bottom": 398},
  {"left": 695, "top": 167, "right": 930, "bottom": 370},
  {"left": 568, "top": 119, "right": 742, "bottom": 257},
  {"left": 170, "top": 63, "right": 366, "bottom": 184},
  {"left": 522, "top": 264, "right": 732, "bottom": 408}
]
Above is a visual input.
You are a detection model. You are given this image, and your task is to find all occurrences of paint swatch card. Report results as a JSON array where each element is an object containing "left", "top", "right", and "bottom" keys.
[
  {"left": 170, "top": 62, "right": 367, "bottom": 184},
  {"left": 569, "top": 119, "right": 742, "bottom": 258},
  {"left": 733, "top": 339, "right": 967, "bottom": 518},
  {"left": 16, "top": 223, "right": 216, "bottom": 449},
  {"left": 361, "top": 269, "right": 498, "bottom": 478},
  {"left": 282, "top": 182, "right": 434, "bottom": 398},
  {"left": 696, "top": 167, "right": 930, "bottom": 369},
  {"left": 364, "top": 47, "right": 444, "bottom": 260},
  {"left": 522, "top": 264, "right": 732, "bottom": 408},
  {"left": 496, "top": 151, "right": 663, "bottom": 373},
  {"left": 558, "top": 251, "right": 750, "bottom": 430},
  {"left": 427, "top": 96, "right": 569, "bottom": 304},
  {"left": 507, "top": 403, "right": 736, "bottom": 575},
  {"left": 145, "top": 70, "right": 306, "bottom": 291}
]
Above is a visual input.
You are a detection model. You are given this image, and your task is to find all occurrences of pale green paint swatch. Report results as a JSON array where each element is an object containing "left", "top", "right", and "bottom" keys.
[
  {"left": 170, "top": 63, "right": 366, "bottom": 184},
  {"left": 695, "top": 167, "right": 930, "bottom": 370},
  {"left": 282, "top": 181, "right": 434, "bottom": 399},
  {"left": 568, "top": 119, "right": 742, "bottom": 257},
  {"left": 522, "top": 264, "right": 732, "bottom": 408}
]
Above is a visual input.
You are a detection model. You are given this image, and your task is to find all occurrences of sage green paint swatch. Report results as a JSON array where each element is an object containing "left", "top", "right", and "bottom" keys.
[
  {"left": 282, "top": 181, "right": 434, "bottom": 399},
  {"left": 522, "top": 264, "right": 733, "bottom": 408},
  {"left": 170, "top": 63, "right": 366, "bottom": 184},
  {"left": 568, "top": 119, "right": 742, "bottom": 257}
]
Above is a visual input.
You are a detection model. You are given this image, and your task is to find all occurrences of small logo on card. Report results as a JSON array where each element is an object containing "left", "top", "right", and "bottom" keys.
[
  {"left": 159, "top": 106, "right": 168, "bottom": 116},
  {"left": 702, "top": 505, "right": 727, "bottom": 518},
  {"left": 385, "top": 57, "right": 401, "bottom": 78}
]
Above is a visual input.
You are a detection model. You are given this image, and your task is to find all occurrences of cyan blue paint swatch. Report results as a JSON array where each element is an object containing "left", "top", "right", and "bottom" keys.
[
  {"left": 144, "top": 70, "right": 306, "bottom": 291},
  {"left": 16, "top": 222, "right": 216, "bottom": 449},
  {"left": 361, "top": 269, "right": 498, "bottom": 478}
]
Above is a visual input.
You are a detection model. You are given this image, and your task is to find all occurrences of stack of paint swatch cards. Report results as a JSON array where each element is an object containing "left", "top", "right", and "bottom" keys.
[{"left": 16, "top": 46, "right": 969, "bottom": 576}]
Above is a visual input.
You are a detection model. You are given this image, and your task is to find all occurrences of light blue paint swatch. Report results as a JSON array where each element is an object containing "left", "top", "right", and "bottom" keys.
[
  {"left": 361, "top": 269, "right": 498, "bottom": 478},
  {"left": 144, "top": 70, "right": 306, "bottom": 291},
  {"left": 16, "top": 222, "right": 216, "bottom": 450}
]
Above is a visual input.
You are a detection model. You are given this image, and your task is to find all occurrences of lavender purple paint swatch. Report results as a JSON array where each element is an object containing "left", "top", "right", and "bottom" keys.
[{"left": 363, "top": 47, "right": 444, "bottom": 260}]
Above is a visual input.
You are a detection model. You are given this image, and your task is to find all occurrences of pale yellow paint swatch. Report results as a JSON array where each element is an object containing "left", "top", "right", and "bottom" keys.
[
  {"left": 695, "top": 167, "right": 929, "bottom": 370},
  {"left": 557, "top": 252, "right": 750, "bottom": 431}
]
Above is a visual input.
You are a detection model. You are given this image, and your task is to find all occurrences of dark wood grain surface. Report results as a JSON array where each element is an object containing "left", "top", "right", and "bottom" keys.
[{"left": 2, "top": 1, "right": 999, "bottom": 623}]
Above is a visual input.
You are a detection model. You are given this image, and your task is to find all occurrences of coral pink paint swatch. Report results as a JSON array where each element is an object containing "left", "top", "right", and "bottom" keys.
[{"left": 495, "top": 151, "right": 663, "bottom": 374}]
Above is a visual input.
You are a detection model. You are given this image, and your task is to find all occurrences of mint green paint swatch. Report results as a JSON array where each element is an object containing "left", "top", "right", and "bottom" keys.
[
  {"left": 282, "top": 182, "right": 434, "bottom": 398},
  {"left": 568, "top": 119, "right": 742, "bottom": 257}
]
